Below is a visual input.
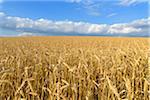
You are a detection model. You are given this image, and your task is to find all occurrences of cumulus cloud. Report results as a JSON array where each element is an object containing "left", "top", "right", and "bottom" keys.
[
  {"left": 0, "top": 12, "right": 149, "bottom": 36},
  {"left": 0, "top": 12, "right": 5, "bottom": 16},
  {"left": 18, "top": 32, "right": 34, "bottom": 37},
  {"left": 108, "top": 24, "right": 142, "bottom": 34},
  {"left": 107, "top": 18, "right": 150, "bottom": 34}
]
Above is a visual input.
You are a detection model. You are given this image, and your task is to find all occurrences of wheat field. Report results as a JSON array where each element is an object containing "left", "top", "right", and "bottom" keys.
[{"left": 0, "top": 36, "right": 149, "bottom": 100}]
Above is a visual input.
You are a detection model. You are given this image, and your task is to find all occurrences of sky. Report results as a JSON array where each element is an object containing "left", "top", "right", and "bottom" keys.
[{"left": 0, "top": 0, "right": 149, "bottom": 36}]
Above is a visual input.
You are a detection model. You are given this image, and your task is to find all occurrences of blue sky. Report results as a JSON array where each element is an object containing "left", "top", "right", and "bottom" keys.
[{"left": 0, "top": 0, "right": 149, "bottom": 36}]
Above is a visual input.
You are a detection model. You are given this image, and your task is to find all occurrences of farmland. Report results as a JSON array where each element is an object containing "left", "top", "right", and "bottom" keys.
[{"left": 0, "top": 36, "right": 149, "bottom": 100}]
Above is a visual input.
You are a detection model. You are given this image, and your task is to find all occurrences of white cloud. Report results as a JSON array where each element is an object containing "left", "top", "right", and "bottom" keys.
[
  {"left": 107, "top": 13, "right": 117, "bottom": 18},
  {"left": 80, "top": 0, "right": 101, "bottom": 16},
  {"left": 0, "top": 12, "right": 149, "bottom": 36},
  {"left": 0, "top": 12, "right": 5, "bottom": 16},
  {"left": 107, "top": 18, "right": 150, "bottom": 34},
  {"left": 118, "top": 0, "right": 148, "bottom": 6},
  {"left": 108, "top": 24, "right": 142, "bottom": 34},
  {"left": 66, "top": 0, "right": 101, "bottom": 16},
  {"left": 18, "top": 32, "right": 34, "bottom": 37},
  {"left": 65, "top": 0, "right": 82, "bottom": 3}
]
